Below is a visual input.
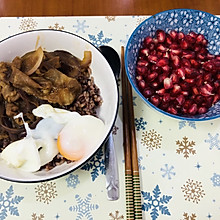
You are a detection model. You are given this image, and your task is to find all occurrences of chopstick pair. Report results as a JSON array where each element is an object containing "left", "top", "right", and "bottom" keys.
[{"left": 121, "top": 46, "right": 142, "bottom": 219}]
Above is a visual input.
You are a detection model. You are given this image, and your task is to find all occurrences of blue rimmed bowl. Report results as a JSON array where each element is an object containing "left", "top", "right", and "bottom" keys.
[{"left": 125, "top": 9, "right": 220, "bottom": 121}]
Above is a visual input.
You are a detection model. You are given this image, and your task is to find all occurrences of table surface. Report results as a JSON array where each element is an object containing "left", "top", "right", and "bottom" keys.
[{"left": 0, "top": 0, "right": 219, "bottom": 16}]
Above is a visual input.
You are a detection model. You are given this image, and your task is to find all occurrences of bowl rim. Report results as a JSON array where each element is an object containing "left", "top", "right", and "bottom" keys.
[
  {"left": 0, "top": 29, "right": 119, "bottom": 183},
  {"left": 125, "top": 9, "right": 220, "bottom": 121}
]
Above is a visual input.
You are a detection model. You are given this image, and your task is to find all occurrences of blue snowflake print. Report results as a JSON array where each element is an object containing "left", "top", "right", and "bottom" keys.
[
  {"left": 141, "top": 185, "right": 172, "bottom": 220},
  {"left": 138, "top": 156, "right": 146, "bottom": 170},
  {"left": 135, "top": 117, "right": 147, "bottom": 131},
  {"left": 160, "top": 164, "right": 176, "bottom": 180},
  {"left": 73, "top": 20, "right": 89, "bottom": 33},
  {"left": 167, "top": 12, "right": 178, "bottom": 26},
  {"left": 88, "top": 31, "right": 112, "bottom": 47},
  {"left": 0, "top": 185, "right": 24, "bottom": 220},
  {"left": 210, "top": 173, "right": 220, "bottom": 187},
  {"left": 81, "top": 148, "right": 105, "bottom": 181},
  {"left": 120, "top": 34, "right": 129, "bottom": 46},
  {"left": 179, "top": 120, "right": 196, "bottom": 129},
  {"left": 66, "top": 173, "right": 80, "bottom": 189},
  {"left": 69, "top": 193, "right": 99, "bottom": 220},
  {"left": 204, "top": 133, "right": 220, "bottom": 150}
]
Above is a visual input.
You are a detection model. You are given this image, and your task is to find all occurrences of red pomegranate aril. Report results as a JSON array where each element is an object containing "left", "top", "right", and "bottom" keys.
[
  {"left": 144, "top": 36, "right": 153, "bottom": 46},
  {"left": 167, "top": 106, "right": 178, "bottom": 115},
  {"left": 158, "top": 73, "right": 168, "bottom": 83},
  {"left": 169, "top": 30, "right": 178, "bottom": 41},
  {"left": 190, "top": 59, "right": 200, "bottom": 68},
  {"left": 181, "top": 58, "right": 191, "bottom": 67},
  {"left": 180, "top": 81, "right": 190, "bottom": 91},
  {"left": 162, "top": 93, "right": 171, "bottom": 102},
  {"left": 147, "top": 71, "right": 159, "bottom": 82},
  {"left": 176, "top": 68, "right": 186, "bottom": 79},
  {"left": 192, "top": 87, "right": 199, "bottom": 95},
  {"left": 185, "top": 78, "right": 195, "bottom": 84},
  {"left": 203, "top": 73, "right": 213, "bottom": 82},
  {"left": 160, "top": 101, "right": 169, "bottom": 110},
  {"left": 136, "top": 75, "right": 143, "bottom": 81},
  {"left": 203, "top": 61, "right": 214, "bottom": 71},
  {"left": 157, "top": 44, "right": 167, "bottom": 52},
  {"left": 213, "top": 94, "right": 219, "bottom": 104},
  {"left": 180, "top": 39, "right": 189, "bottom": 49},
  {"left": 189, "top": 31, "right": 198, "bottom": 38},
  {"left": 172, "top": 84, "right": 181, "bottom": 95},
  {"left": 156, "top": 30, "right": 166, "bottom": 43},
  {"left": 178, "top": 32, "right": 185, "bottom": 41},
  {"left": 137, "top": 59, "right": 149, "bottom": 66},
  {"left": 182, "top": 51, "right": 195, "bottom": 59},
  {"left": 136, "top": 65, "right": 148, "bottom": 75},
  {"left": 156, "top": 88, "right": 166, "bottom": 95},
  {"left": 198, "top": 106, "right": 208, "bottom": 114},
  {"left": 150, "top": 94, "right": 161, "bottom": 106},
  {"left": 148, "top": 55, "right": 158, "bottom": 63},
  {"left": 195, "top": 94, "right": 204, "bottom": 104},
  {"left": 186, "top": 35, "right": 196, "bottom": 44},
  {"left": 170, "top": 73, "right": 179, "bottom": 84},
  {"left": 164, "top": 77, "right": 173, "bottom": 89},
  {"left": 138, "top": 80, "right": 146, "bottom": 90},
  {"left": 165, "top": 34, "right": 173, "bottom": 45},
  {"left": 181, "top": 90, "right": 189, "bottom": 96},
  {"left": 203, "top": 96, "right": 214, "bottom": 108},
  {"left": 176, "top": 94, "right": 185, "bottom": 105},
  {"left": 156, "top": 57, "right": 169, "bottom": 67},
  {"left": 143, "top": 87, "right": 154, "bottom": 98},
  {"left": 200, "top": 84, "right": 214, "bottom": 96},
  {"left": 196, "top": 34, "right": 205, "bottom": 44},
  {"left": 170, "top": 48, "right": 182, "bottom": 55},
  {"left": 188, "top": 103, "right": 198, "bottom": 115},
  {"left": 163, "top": 51, "right": 170, "bottom": 59},
  {"left": 139, "top": 48, "right": 150, "bottom": 57},
  {"left": 161, "top": 65, "right": 170, "bottom": 72},
  {"left": 171, "top": 55, "right": 180, "bottom": 68},
  {"left": 194, "top": 44, "right": 202, "bottom": 52},
  {"left": 151, "top": 81, "right": 160, "bottom": 89}
]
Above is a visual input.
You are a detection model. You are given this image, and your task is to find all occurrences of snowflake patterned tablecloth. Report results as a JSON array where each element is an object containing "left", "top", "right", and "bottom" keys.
[{"left": 0, "top": 15, "right": 220, "bottom": 220}]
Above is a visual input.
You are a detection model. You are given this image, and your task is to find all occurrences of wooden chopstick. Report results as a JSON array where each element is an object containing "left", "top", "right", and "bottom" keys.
[{"left": 121, "top": 46, "right": 142, "bottom": 219}]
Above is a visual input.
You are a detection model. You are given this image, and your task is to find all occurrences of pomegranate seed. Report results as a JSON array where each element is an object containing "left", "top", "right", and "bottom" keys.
[
  {"left": 200, "top": 84, "right": 214, "bottom": 96},
  {"left": 178, "top": 32, "right": 185, "bottom": 41},
  {"left": 156, "top": 57, "right": 169, "bottom": 67},
  {"left": 171, "top": 55, "right": 180, "bottom": 68},
  {"left": 181, "top": 58, "right": 191, "bottom": 67},
  {"left": 176, "top": 68, "right": 186, "bottom": 79},
  {"left": 161, "top": 65, "right": 170, "bottom": 72},
  {"left": 181, "top": 90, "right": 189, "bottom": 96},
  {"left": 156, "top": 30, "right": 166, "bottom": 43},
  {"left": 167, "top": 105, "right": 178, "bottom": 115},
  {"left": 190, "top": 59, "right": 200, "bottom": 68},
  {"left": 139, "top": 48, "right": 150, "bottom": 57},
  {"left": 151, "top": 81, "right": 160, "bottom": 89},
  {"left": 185, "top": 78, "right": 195, "bottom": 84},
  {"left": 186, "top": 35, "right": 196, "bottom": 44},
  {"left": 170, "top": 48, "right": 182, "bottom": 55},
  {"left": 164, "top": 77, "right": 173, "bottom": 89},
  {"left": 180, "top": 39, "right": 189, "bottom": 49},
  {"left": 203, "top": 61, "right": 214, "bottom": 71},
  {"left": 165, "top": 34, "right": 172, "bottom": 45},
  {"left": 144, "top": 36, "right": 153, "bottom": 46},
  {"left": 192, "top": 87, "right": 199, "bottom": 95},
  {"left": 203, "top": 73, "right": 212, "bottom": 82},
  {"left": 196, "top": 34, "right": 205, "bottom": 44},
  {"left": 136, "top": 75, "right": 143, "bottom": 81},
  {"left": 170, "top": 73, "right": 179, "bottom": 83},
  {"left": 143, "top": 87, "right": 154, "bottom": 98},
  {"left": 172, "top": 84, "right": 181, "bottom": 95},
  {"left": 136, "top": 66, "right": 148, "bottom": 75},
  {"left": 137, "top": 59, "right": 149, "bottom": 66},
  {"left": 213, "top": 94, "right": 219, "bottom": 104},
  {"left": 156, "top": 88, "right": 166, "bottom": 95},
  {"left": 188, "top": 103, "right": 198, "bottom": 115},
  {"left": 169, "top": 30, "right": 178, "bottom": 41},
  {"left": 163, "top": 51, "right": 170, "bottom": 59},
  {"left": 160, "top": 101, "right": 169, "bottom": 110},
  {"left": 148, "top": 55, "right": 158, "bottom": 63},
  {"left": 195, "top": 95, "right": 204, "bottom": 104},
  {"left": 157, "top": 44, "right": 167, "bottom": 52},
  {"left": 162, "top": 93, "right": 171, "bottom": 102},
  {"left": 138, "top": 80, "right": 146, "bottom": 90},
  {"left": 198, "top": 106, "right": 208, "bottom": 114},
  {"left": 176, "top": 94, "right": 185, "bottom": 105},
  {"left": 147, "top": 71, "right": 158, "bottom": 82},
  {"left": 182, "top": 51, "right": 195, "bottom": 59},
  {"left": 150, "top": 94, "right": 161, "bottom": 106},
  {"left": 180, "top": 81, "right": 190, "bottom": 91},
  {"left": 158, "top": 73, "right": 168, "bottom": 83}
]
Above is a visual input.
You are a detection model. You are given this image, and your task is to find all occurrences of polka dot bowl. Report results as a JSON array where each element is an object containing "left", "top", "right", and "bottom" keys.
[{"left": 125, "top": 9, "right": 220, "bottom": 121}]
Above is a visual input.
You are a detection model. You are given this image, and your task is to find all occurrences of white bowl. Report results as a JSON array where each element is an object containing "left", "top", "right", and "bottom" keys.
[{"left": 0, "top": 30, "right": 118, "bottom": 182}]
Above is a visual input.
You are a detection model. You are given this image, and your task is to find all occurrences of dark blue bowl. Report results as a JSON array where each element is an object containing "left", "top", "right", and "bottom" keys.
[{"left": 125, "top": 9, "right": 220, "bottom": 121}]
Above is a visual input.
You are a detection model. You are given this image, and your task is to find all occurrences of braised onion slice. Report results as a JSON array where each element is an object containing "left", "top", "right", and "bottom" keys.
[{"left": 21, "top": 47, "right": 44, "bottom": 75}]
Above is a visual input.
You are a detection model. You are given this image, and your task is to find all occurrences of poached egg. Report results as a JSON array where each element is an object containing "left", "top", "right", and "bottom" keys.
[{"left": 0, "top": 104, "right": 105, "bottom": 172}]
